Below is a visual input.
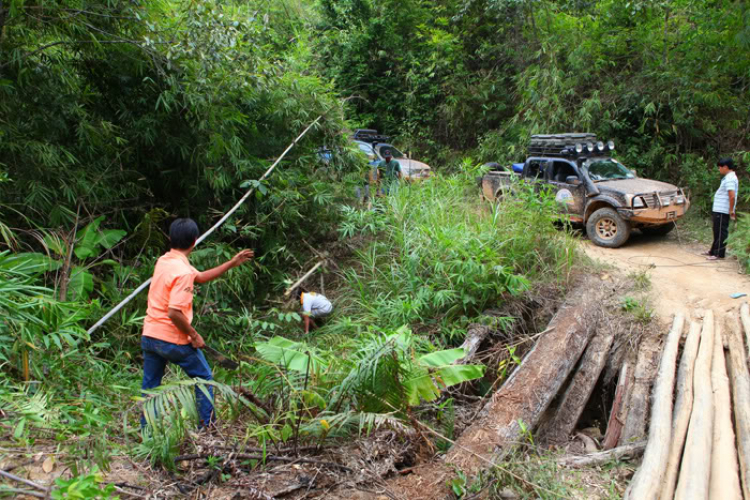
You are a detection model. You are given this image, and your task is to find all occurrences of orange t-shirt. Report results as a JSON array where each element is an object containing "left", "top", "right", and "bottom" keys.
[{"left": 142, "top": 250, "right": 199, "bottom": 345}]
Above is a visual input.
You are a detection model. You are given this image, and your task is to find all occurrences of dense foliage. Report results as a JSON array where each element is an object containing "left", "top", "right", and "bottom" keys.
[{"left": 0, "top": 0, "right": 748, "bottom": 490}]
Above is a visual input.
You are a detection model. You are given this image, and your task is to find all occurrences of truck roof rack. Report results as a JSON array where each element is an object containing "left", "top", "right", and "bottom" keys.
[
  {"left": 353, "top": 129, "right": 391, "bottom": 144},
  {"left": 528, "top": 133, "right": 598, "bottom": 157}
]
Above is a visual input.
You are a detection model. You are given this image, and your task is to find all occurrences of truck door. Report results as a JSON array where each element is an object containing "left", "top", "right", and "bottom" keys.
[{"left": 549, "top": 160, "right": 585, "bottom": 222}]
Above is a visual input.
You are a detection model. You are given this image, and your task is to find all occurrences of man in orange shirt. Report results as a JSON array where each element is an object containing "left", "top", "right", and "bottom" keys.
[{"left": 141, "top": 218, "right": 253, "bottom": 429}]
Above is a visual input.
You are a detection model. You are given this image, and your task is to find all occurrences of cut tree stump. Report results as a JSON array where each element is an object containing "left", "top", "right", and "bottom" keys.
[
  {"left": 619, "top": 329, "right": 662, "bottom": 444},
  {"left": 675, "top": 310, "right": 715, "bottom": 500},
  {"left": 727, "top": 312, "right": 750, "bottom": 500},
  {"left": 602, "top": 361, "right": 630, "bottom": 450},
  {"left": 538, "top": 325, "right": 616, "bottom": 445},
  {"left": 624, "top": 313, "right": 683, "bottom": 500},
  {"left": 708, "top": 319, "right": 742, "bottom": 500},
  {"left": 557, "top": 441, "right": 646, "bottom": 468},
  {"left": 661, "top": 320, "right": 702, "bottom": 500}
]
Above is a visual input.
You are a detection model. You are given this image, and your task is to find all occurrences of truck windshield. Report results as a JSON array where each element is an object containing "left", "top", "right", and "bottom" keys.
[{"left": 586, "top": 159, "right": 635, "bottom": 181}]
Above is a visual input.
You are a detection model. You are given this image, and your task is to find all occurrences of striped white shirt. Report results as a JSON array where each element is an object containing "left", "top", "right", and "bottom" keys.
[{"left": 713, "top": 171, "right": 738, "bottom": 214}]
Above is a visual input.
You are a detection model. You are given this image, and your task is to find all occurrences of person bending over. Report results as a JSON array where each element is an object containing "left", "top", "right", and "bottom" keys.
[{"left": 295, "top": 287, "right": 333, "bottom": 334}]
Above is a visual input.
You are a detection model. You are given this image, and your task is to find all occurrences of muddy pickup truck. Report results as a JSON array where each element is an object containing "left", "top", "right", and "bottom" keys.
[{"left": 481, "top": 133, "right": 690, "bottom": 248}]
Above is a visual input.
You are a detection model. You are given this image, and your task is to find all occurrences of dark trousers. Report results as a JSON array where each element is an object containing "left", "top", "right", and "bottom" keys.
[
  {"left": 141, "top": 336, "right": 215, "bottom": 428},
  {"left": 710, "top": 211, "right": 731, "bottom": 258}
]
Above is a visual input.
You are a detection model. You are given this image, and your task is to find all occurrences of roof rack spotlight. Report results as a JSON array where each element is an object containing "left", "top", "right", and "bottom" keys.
[
  {"left": 596, "top": 141, "right": 605, "bottom": 152},
  {"left": 575, "top": 143, "right": 584, "bottom": 153},
  {"left": 607, "top": 140, "right": 615, "bottom": 151},
  {"left": 586, "top": 142, "right": 594, "bottom": 152}
]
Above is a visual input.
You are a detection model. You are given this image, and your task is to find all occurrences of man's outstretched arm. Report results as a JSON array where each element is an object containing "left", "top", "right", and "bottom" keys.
[{"left": 195, "top": 249, "right": 254, "bottom": 284}]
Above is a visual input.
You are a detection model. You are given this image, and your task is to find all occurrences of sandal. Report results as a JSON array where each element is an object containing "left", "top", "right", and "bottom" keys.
[
  {"left": 701, "top": 251, "right": 712, "bottom": 256},
  {"left": 706, "top": 255, "right": 720, "bottom": 261}
]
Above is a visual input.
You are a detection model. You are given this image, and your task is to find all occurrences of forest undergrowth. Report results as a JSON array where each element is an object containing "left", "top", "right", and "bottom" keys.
[{"left": 0, "top": 166, "right": 578, "bottom": 496}]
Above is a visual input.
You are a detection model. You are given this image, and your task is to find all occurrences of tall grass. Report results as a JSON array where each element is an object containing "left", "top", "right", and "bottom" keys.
[{"left": 335, "top": 167, "right": 577, "bottom": 340}]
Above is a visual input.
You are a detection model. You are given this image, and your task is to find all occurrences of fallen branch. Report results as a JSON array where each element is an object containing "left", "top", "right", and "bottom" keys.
[
  {"left": 675, "top": 310, "right": 715, "bottom": 500},
  {"left": 727, "top": 314, "right": 750, "bottom": 500},
  {"left": 173, "top": 453, "right": 352, "bottom": 472},
  {"left": 708, "top": 320, "right": 742, "bottom": 499},
  {"left": 284, "top": 260, "right": 326, "bottom": 297},
  {"left": 557, "top": 441, "right": 646, "bottom": 468},
  {"left": 0, "top": 469, "right": 49, "bottom": 493},
  {"left": 624, "top": 313, "right": 683, "bottom": 500},
  {"left": 455, "top": 324, "right": 492, "bottom": 364},
  {"left": 661, "top": 320, "right": 702, "bottom": 500},
  {"left": 0, "top": 487, "right": 46, "bottom": 499}
]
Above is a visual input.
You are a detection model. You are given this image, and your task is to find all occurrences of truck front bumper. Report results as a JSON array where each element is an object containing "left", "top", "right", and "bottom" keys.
[{"left": 618, "top": 200, "right": 690, "bottom": 224}]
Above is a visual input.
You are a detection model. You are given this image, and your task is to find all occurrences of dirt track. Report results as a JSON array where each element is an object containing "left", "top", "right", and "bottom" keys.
[{"left": 582, "top": 229, "right": 749, "bottom": 323}]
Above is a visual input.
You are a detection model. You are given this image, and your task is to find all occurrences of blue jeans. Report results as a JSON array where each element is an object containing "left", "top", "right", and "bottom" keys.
[{"left": 141, "top": 336, "right": 215, "bottom": 428}]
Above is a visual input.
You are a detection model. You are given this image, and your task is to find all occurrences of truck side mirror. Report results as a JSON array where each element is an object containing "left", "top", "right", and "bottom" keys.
[{"left": 566, "top": 176, "right": 581, "bottom": 185}]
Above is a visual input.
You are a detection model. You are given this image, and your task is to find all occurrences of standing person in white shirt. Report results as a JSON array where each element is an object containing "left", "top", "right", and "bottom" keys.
[
  {"left": 705, "top": 158, "right": 738, "bottom": 260},
  {"left": 294, "top": 288, "right": 333, "bottom": 334}
]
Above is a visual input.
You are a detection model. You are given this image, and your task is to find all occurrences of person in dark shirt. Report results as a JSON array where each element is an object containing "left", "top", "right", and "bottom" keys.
[{"left": 375, "top": 149, "right": 401, "bottom": 194}]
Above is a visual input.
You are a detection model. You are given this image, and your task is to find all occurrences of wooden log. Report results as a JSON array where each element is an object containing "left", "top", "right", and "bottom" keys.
[
  {"left": 455, "top": 324, "right": 492, "bottom": 364},
  {"left": 741, "top": 302, "right": 750, "bottom": 361},
  {"left": 441, "top": 277, "right": 607, "bottom": 474},
  {"left": 727, "top": 314, "right": 750, "bottom": 500},
  {"left": 602, "top": 361, "right": 630, "bottom": 450},
  {"left": 557, "top": 441, "right": 646, "bottom": 468},
  {"left": 675, "top": 310, "right": 715, "bottom": 500},
  {"left": 624, "top": 313, "right": 684, "bottom": 500},
  {"left": 661, "top": 320, "right": 702, "bottom": 500},
  {"left": 538, "top": 325, "right": 616, "bottom": 445},
  {"left": 620, "top": 330, "right": 661, "bottom": 444},
  {"left": 708, "top": 320, "right": 742, "bottom": 499}
]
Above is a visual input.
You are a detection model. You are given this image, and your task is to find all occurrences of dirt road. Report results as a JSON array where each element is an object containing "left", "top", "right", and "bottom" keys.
[{"left": 582, "top": 230, "right": 749, "bottom": 322}]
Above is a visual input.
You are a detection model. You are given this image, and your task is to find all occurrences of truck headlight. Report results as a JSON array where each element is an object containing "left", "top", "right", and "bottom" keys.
[
  {"left": 633, "top": 197, "right": 645, "bottom": 208},
  {"left": 661, "top": 198, "right": 671, "bottom": 206},
  {"left": 675, "top": 196, "right": 685, "bottom": 205}
]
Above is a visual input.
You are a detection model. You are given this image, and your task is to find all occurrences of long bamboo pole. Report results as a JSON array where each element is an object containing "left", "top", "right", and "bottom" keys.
[{"left": 86, "top": 116, "right": 323, "bottom": 335}]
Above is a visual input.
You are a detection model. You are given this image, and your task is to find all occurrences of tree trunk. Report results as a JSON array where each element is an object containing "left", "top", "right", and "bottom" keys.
[
  {"left": 675, "top": 310, "right": 715, "bottom": 500},
  {"left": 661, "top": 321, "right": 702, "bottom": 500},
  {"left": 624, "top": 313, "right": 683, "bottom": 500},
  {"left": 727, "top": 314, "right": 750, "bottom": 500},
  {"left": 741, "top": 303, "right": 750, "bottom": 361},
  {"left": 538, "top": 325, "right": 616, "bottom": 445},
  {"left": 708, "top": 320, "right": 742, "bottom": 500}
]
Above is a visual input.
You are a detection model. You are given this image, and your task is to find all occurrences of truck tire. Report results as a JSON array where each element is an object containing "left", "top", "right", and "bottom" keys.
[
  {"left": 586, "top": 208, "right": 631, "bottom": 248},
  {"left": 640, "top": 223, "right": 675, "bottom": 236}
]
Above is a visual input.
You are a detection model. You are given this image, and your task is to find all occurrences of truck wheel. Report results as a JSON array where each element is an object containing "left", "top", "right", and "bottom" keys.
[
  {"left": 640, "top": 223, "right": 675, "bottom": 236},
  {"left": 586, "top": 208, "right": 631, "bottom": 248}
]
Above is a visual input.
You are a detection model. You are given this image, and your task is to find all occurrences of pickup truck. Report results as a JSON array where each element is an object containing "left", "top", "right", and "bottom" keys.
[{"left": 480, "top": 133, "right": 690, "bottom": 248}]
